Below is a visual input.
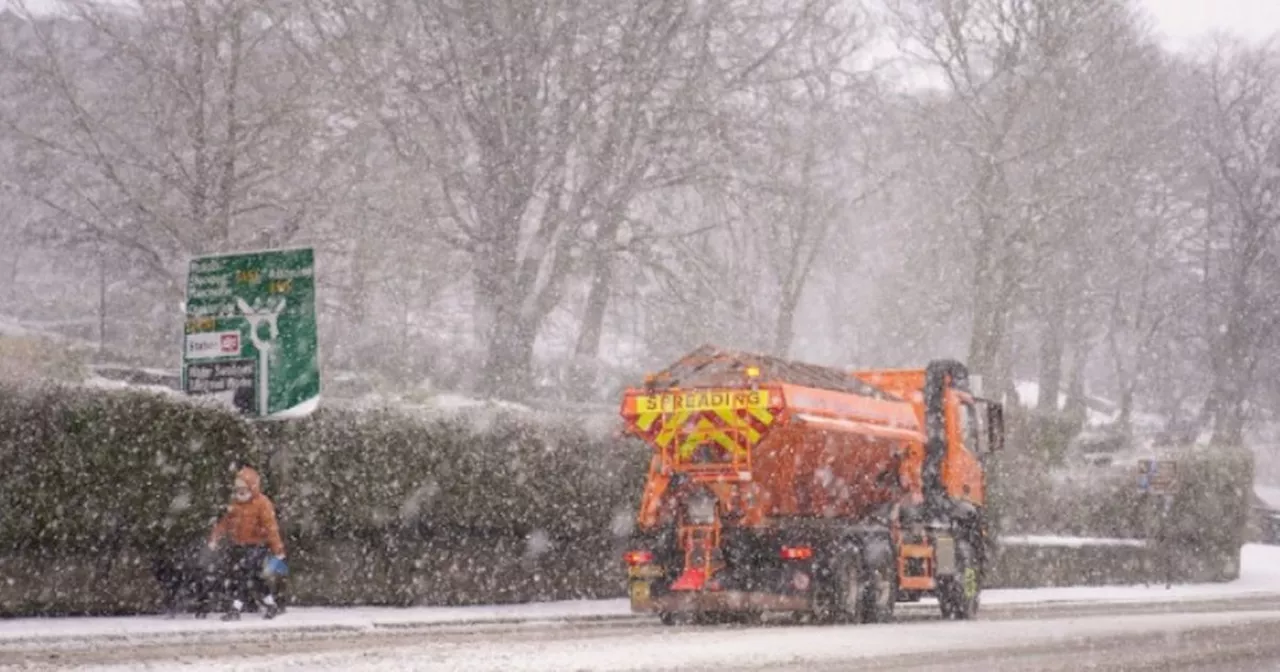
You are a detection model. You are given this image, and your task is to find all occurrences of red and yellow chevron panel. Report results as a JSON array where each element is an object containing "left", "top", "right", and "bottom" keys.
[{"left": 622, "top": 388, "right": 778, "bottom": 459}]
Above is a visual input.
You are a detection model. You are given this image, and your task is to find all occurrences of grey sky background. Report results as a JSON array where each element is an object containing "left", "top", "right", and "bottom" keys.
[
  {"left": 3, "top": 0, "right": 1278, "bottom": 50},
  {"left": 1144, "top": 0, "right": 1280, "bottom": 47}
]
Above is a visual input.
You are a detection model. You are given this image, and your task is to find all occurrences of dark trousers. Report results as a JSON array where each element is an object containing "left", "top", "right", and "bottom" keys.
[{"left": 221, "top": 545, "right": 275, "bottom": 610}]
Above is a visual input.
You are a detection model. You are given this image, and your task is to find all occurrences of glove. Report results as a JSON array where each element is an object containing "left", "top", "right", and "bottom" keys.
[{"left": 263, "top": 555, "right": 290, "bottom": 578}]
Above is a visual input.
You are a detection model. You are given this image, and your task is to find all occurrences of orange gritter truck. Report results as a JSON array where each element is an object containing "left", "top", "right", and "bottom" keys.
[{"left": 619, "top": 345, "right": 1004, "bottom": 624}]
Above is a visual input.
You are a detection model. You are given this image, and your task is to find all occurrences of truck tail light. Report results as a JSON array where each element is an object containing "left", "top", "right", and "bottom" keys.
[
  {"left": 780, "top": 545, "right": 813, "bottom": 560},
  {"left": 624, "top": 550, "right": 655, "bottom": 566}
]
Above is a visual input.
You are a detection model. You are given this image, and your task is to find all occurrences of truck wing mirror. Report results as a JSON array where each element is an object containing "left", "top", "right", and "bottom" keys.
[{"left": 985, "top": 402, "right": 1004, "bottom": 453}]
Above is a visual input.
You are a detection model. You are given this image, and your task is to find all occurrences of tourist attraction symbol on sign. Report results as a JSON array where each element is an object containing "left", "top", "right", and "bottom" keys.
[{"left": 181, "top": 247, "right": 320, "bottom": 419}]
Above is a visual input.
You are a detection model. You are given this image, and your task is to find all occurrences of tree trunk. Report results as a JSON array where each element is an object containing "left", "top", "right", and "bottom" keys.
[
  {"left": 996, "top": 306, "right": 1017, "bottom": 407},
  {"left": 1116, "top": 387, "right": 1134, "bottom": 436},
  {"left": 1036, "top": 293, "right": 1067, "bottom": 413},
  {"left": 967, "top": 275, "right": 997, "bottom": 379},
  {"left": 1105, "top": 315, "right": 1133, "bottom": 437},
  {"left": 477, "top": 306, "right": 540, "bottom": 400},
  {"left": 1206, "top": 249, "right": 1259, "bottom": 446},
  {"left": 967, "top": 211, "right": 1011, "bottom": 389},
  {"left": 1063, "top": 342, "right": 1089, "bottom": 425},
  {"left": 967, "top": 297, "right": 999, "bottom": 379},
  {"left": 970, "top": 270, "right": 1016, "bottom": 406},
  {"left": 98, "top": 246, "right": 108, "bottom": 354},
  {"left": 218, "top": 12, "right": 243, "bottom": 244},
  {"left": 1208, "top": 310, "right": 1252, "bottom": 447},
  {"left": 772, "top": 291, "right": 799, "bottom": 358},
  {"left": 1211, "top": 377, "right": 1248, "bottom": 447},
  {"left": 3, "top": 243, "right": 19, "bottom": 305},
  {"left": 574, "top": 252, "right": 615, "bottom": 359}
]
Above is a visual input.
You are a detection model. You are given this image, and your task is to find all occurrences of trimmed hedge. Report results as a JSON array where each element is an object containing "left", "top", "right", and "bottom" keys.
[
  {"left": 983, "top": 417, "right": 1254, "bottom": 587},
  {"left": 258, "top": 407, "right": 645, "bottom": 606},
  {"left": 260, "top": 407, "right": 641, "bottom": 540},
  {"left": 0, "top": 383, "right": 259, "bottom": 615},
  {"left": 990, "top": 542, "right": 1149, "bottom": 589},
  {"left": 0, "top": 385, "right": 646, "bottom": 614},
  {"left": 0, "top": 384, "right": 1256, "bottom": 615},
  {"left": 0, "top": 384, "right": 257, "bottom": 555}
]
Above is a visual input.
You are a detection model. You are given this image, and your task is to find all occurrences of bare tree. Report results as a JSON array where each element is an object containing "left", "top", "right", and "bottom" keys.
[
  {"left": 753, "top": 75, "right": 886, "bottom": 356},
  {"left": 307, "top": 0, "right": 859, "bottom": 396},
  {"left": 1183, "top": 38, "right": 1280, "bottom": 445},
  {"left": 1101, "top": 179, "right": 1188, "bottom": 434},
  {"left": 1020, "top": 12, "right": 1172, "bottom": 417},
  {"left": 886, "top": 0, "right": 1141, "bottom": 400},
  {"left": 1090, "top": 58, "right": 1198, "bottom": 435},
  {"left": 1, "top": 0, "right": 341, "bottom": 317}
]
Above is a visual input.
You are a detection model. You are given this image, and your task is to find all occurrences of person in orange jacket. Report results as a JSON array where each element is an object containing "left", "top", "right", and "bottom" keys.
[{"left": 208, "top": 466, "right": 286, "bottom": 620}]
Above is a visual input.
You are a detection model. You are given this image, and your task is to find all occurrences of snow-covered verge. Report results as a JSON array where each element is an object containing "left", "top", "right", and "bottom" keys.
[
  {"left": 973, "top": 541, "right": 1280, "bottom": 605},
  {"left": 1000, "top": 534, "right": 1146, "bottom": 548},
  {"left": 80, "top": 374, "right": 186, "bottom": 398},
  {"left": 2, "top": 543, "right": 1277, "bottom": 648},
  {"left": 132, "top": 610, "right": 1280, "bottom": 672},
  {"left": 1257, "top": 484, "right": 1280, "bottom": 510},
  {"left": 0, "top": 598, "right": 634, "bottom": 648}
]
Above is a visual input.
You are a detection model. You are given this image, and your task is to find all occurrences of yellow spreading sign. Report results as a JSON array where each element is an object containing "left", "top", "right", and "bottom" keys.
[
  {"left": 633, "top": 389, "right": 770, "bottom": 413},
  {"left": 626, "top": 389, "right": 776, "bottom": 462}
]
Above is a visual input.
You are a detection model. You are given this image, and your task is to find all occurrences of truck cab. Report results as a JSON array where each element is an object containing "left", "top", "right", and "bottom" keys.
[{"left": 852, "top": 364, "right": 1004, "bottom": 513}]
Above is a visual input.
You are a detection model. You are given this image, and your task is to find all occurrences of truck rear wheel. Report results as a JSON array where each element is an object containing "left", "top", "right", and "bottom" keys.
[
  {"left": 938, "top": 540, "right": 980, "bottom": 620},
  {"left": 830, "top": 551, "right": 895, "bottom": 624},
  {"left": 832, "top": 556, "right": 864, "bottom": 623},
  {"left": 861, "top": 563, "right": 896, "bottom": 624}
]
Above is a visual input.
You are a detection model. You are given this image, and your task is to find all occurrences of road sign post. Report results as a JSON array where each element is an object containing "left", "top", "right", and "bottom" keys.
[
  {"left": 181, "top": 247, "right": 320, "bottom": 419},
  {"left": 1137, "top": 458, "right": 1178, "bottom": 588}
]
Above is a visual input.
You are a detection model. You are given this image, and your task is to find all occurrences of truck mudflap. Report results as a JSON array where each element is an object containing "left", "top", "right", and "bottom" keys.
[{"left": 639, "top": 590, "right": 810, "bottom": 615}]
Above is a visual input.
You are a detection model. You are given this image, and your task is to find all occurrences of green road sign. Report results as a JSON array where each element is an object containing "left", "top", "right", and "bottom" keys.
[{"left": 181, "top": 247, "right": 320, "bottom": 419}]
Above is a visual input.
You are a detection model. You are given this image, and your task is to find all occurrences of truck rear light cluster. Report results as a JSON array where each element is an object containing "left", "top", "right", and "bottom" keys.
[
  {"left": 780, "top": 545, "right": 813, "bottom": 560},
  {"left": 623, "top": 550, "right": 655, "bottom": 566}
]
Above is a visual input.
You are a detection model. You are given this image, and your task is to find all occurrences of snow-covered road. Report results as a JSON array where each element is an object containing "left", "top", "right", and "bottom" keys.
[
  {"left": 1, "top": 544, "right": 1277, "bottom": 670},
  {"left": 30, "top": 608, "right": 1280, "bottom": 672}
]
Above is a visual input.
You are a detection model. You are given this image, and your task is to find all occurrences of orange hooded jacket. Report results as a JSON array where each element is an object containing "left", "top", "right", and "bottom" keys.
[{"left": 209, "top": 467, "right": 286, "bottom": 558}]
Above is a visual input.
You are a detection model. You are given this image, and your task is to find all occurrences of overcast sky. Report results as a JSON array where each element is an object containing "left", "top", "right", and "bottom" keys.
[
  {"left": 5, "top": 0, "right": 1280, "bottom": 48},
  {"left": 1143, "top": 0, "right": 1280, "bottom": 48}
]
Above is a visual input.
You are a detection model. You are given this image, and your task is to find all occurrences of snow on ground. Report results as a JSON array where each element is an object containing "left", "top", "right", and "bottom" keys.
[
  {"left": 0, "top": 598, "right": 631, "bottom": 646},
  {"left": 3, "top": 544, "right": 1278, "bottom": 647},
  {"left": 1012, "top": 380, "right": 1114, "bottom": 426},
  {"left": 0, "top": 317, "right": 38, "bottom": 339},
  {"left": 339, "top": 391, "right": 539, "bottom": 417},
  {"left": 1256, "top": 484, "right": 1280, "bottom": 510},
  {"left": 89, "top": 363, "right": 177, "bottom": 379},
  {"left": 78, "top": 610, "right": 1280, "bottom": 672},
  {"left": 932, "top": 542, "right": 1280, "bottom": 607},
  {"left": 420, "top": 392, "right": 536, "bottom": 414},
  {"left": 1000, "top": 534, "right": 1147, "bottom": 548},
  {"left": 1010, "top": 380, "right": 1168, "bottom": 430},
  {"left": 81, "top": 375, "right": 184, "bottom": 398}
]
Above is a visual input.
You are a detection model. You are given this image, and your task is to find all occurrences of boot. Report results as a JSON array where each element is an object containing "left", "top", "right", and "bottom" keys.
[
  {"left": 261, "top": 594, "right": 279, "bottom": 620},
  {"left": 222, "top": 599, "right": 244, "bottom": 621}
]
